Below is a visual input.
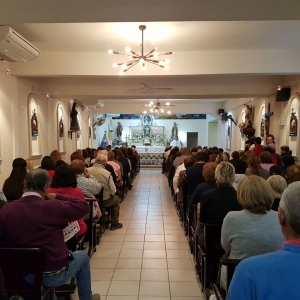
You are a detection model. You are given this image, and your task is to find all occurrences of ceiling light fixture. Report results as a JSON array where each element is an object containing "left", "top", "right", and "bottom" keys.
[
  {"left": 108, "top": 25, "right": 175, "bottom": 75},
  {"left": 143, "top": 100, "right": 174, "bottom": 115}
]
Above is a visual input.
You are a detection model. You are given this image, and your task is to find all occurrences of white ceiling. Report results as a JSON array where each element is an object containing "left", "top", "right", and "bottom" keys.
[{"left": 1, "top": 0, "right": 300, "bottom": 114}]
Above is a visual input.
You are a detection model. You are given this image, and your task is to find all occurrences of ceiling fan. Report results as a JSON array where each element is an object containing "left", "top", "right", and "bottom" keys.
[
  {"left": 128, "top": 82, "right": 174, "bottom": 91},
  {"left": 143, "top": 100, "right": 175, "bottom": 115}
]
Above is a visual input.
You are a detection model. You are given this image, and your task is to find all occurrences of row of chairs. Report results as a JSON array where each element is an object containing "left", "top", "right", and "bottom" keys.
[{"left": 172, "top": 193, "right": 241, "bottom": 300}]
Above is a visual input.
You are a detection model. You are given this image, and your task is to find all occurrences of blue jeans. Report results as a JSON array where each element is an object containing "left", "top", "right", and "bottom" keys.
[{"left": 25, "top": 251, "right": 92, "bottom": 300}]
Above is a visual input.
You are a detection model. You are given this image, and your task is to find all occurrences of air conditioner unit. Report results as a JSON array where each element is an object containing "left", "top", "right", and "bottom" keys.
[{"left": 0, "top": 25, "right": 40, "bottom": 62}]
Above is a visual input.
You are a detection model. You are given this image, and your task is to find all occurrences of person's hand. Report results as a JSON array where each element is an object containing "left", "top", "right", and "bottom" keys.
[
  {"left": 84, "top": 168, "right": 90, "bottom": 178},
  {"left": 46, "top": 193, "right": 57, "bottom": 199}
]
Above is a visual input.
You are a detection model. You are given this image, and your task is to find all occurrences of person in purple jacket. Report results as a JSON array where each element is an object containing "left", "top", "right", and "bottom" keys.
[{"left": 0, "top": 169, "right": 100, "bottom": 300}]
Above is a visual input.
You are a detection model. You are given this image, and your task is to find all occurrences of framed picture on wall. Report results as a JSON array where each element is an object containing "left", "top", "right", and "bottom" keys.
[
  {"left": 31, "top": 109, "right": 38, "bottom": 136},
  {"left": 290, "top": 108, "right": 297, "bottom": 137}
]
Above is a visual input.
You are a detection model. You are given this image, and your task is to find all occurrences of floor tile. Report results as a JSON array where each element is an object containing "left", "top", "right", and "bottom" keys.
[
  {"left": 170, "top": 282, "right": 202, "bottom": 297},
  {"left": 143, "top": 249, "right": 166, "bottom": 259},
  {"left": 108, "top": 280, "right": 140, "bottom": 296},
  {"left": 167, "top": 259, "right": 194, "bottom": 270},
  {"left": 91, "top": 268, "right": 114, "bottom": 281},
  {"left": 142, "top": 258, "right": 168, "bottom": 269},
  {"left": 95, "top": 248, "right": 120, "bottom": 258},
  {"left": 124, "top": 235, "right": 145, "bottom": 242},
  {"left": 139, "top": 281, "right": 170, "bottom": 297},
  {"left": 90, "top": 280, "right": 111, "bottom": 295},
  {"left": 112, "top": 268, "right": 141, "bottom": 281},
  {"left": 144, "top": 241, "right": 166, "bottom": 250},
  {"left": 145, "top": 235, "right": 165, "bottom": 242},
  {"left": 99, "top": 241, "right": 123, "bottom": 250},
  {"left": 91, "top": 258, "right": 118, "bottom": 269},
  {"left": 122, "top": 241, "right": 144, "bottom": 249},
  {"left": 126, "top": 228, "right": 146, "bottom": 235},
  {"left": 167, "top": 250, "right": 191, "bottom": 259},
  {"left": 116, "top": 258, "right": 142, "bottom": 269},
  {"left": 164, "top": 229, "right": 184, "bottom": 235},
  {"left": 141, "top": 268, "right": 169, "bottom": 281},
  {"left": 106, "top": 296, "right": 138, "bottom": 300},
  {"left": 103, "top": 235, "right": 125, "bottom": 242},
  {"left": 119, "top": 249, "right": 143, "bottom": 258},
  {"left": 146, "top": 228, "right": 165, "bottom": 235},
  {"left": 165, "top": 235, "right": 186, "bottom": 242},
  {"left": 168, "top": 269, "right": 198, "bottom": 282},
  {"left": 166, "top": 242, "right": 188, "bottom": 250}
]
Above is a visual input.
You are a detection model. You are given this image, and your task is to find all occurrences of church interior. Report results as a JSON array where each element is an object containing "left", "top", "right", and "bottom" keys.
[{"left": 1, "top": 1, "right": 300, "bottom": 299}]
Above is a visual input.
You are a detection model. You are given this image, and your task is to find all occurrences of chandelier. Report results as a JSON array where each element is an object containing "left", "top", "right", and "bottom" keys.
[
  {"left": 143, "top": 100, "right": 174, "bottom": 115},
  {"left": 108, "top": 25, "right": 175, "bottom": 75}
]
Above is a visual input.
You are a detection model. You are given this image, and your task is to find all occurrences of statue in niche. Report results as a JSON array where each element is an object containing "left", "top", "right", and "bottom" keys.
[
  {"left": 171, "top": 122, "right": 178, "bottom": 140},
  {"left": 260, "top": 118, "right": 265, "bottom": 137},
  {"left": 116, "top": 122, "right": 123, "bottom": 141},
  {"left": 59, "top": 116, "right": 64, "bottom": 137},
  {"left": 144, "top": 125, "right": 151, "bottom": 137},
  {"left": 290, "top": 108, "right": 297, "bottom": 137},
  {"left": 70, "top": 102, "right": 80, "bottom": 130},
  {"left": 31, "top": 108, "right": 38, "bottom": 136}
]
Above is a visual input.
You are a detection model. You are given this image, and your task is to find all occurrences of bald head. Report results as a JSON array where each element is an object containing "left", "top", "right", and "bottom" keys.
[{"left": 96, "top": 153, "right": 108, "bottom": 165}]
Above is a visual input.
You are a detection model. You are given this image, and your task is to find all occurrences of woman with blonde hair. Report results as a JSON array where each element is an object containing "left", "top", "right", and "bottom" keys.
[
  {"left": 220, "top": 175, "right": 285, "bottom": 289},
  {"left": 215, "top": 153, "right": 229, "bottom": 164},
  {"left": 267, "top": 175, "right": 287, "bottom": 211}
]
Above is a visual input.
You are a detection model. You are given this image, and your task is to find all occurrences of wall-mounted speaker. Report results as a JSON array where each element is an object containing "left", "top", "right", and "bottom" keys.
[
  {"left": 218, "top": 109, "right": 225, "bottom": 114},
  {"left": 276, "top": 87, "right": 291, "bottom": 102}
]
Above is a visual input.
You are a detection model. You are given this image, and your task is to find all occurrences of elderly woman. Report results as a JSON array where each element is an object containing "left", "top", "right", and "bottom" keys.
[
  {"left": 220, "top": 175, "right": 285, "bottom": 289},
  {"left": 267, "top": 175, "right": 287, "bottom": 211},
  {"left": 245, "top": 150, "right": 269, "bottom": 180},
  {"left": 259, "top": 151, "right": 275, "bottom": 172},
  {"left": 215, "top": 153, "right": 229, "bottom": 164},
  {"left": 200, "top": 162, "right": 242, "bottom": 224},
  {"left": 189, "top": 162, "right": 218, "bottom": 210}
]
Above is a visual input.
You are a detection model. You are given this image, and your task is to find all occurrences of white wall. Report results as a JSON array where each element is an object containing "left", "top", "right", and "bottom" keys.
[{"left": 208, "top": 122, "right": 218, "bottom": 147}]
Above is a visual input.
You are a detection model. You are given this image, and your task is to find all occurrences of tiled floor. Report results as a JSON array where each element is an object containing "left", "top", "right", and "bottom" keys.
[{"left": 87, "top": 169, "right": 203, "bottom": 300}]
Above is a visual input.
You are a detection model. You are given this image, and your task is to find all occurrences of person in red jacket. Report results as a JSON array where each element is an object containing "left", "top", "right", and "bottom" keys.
[
  {"left": 252, "top": 137, "right": 264, "bottom": 157},
  {"left": 0, "top": 169, "right": 100, "bottom": 300}
]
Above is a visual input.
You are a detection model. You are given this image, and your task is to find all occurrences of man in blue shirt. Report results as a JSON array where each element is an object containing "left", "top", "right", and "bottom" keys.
[{"left": 227, "top": 181, "right": 300, "bottom": 300}]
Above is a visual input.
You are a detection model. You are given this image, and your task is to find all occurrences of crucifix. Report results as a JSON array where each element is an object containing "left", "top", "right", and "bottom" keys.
[{"left": 264, "top": 103, "right": 273, "bottom": 136}]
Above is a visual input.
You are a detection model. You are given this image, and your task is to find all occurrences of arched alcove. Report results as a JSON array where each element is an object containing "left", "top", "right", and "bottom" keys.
[
  {"left": 57, "top": 103, "right": 65, "bottom": 152},
  {"left": 27, "top": 93, "right": 42, "bottom": 158},
  {"left": 287, "top": 92, "right": 300, "bottom": 158},
  {"left": 260, "top": 105, "right": 265, "bottom": 145}
]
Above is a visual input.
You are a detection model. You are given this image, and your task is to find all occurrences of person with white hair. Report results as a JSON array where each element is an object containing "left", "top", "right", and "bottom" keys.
[
  {"left": 227, "top": 181, "right": 300, "bottom": 300},
  {"left": 88, "top": 153, "right": 122, "bottom": 231}
]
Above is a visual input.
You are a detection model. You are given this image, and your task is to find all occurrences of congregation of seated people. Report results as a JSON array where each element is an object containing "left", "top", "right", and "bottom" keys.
[
  {"left": 162, "top": 136, "right": 300, "bottom": 300},
  {"left": 0, "top": 145, "right": 140, "bottom": 300}
]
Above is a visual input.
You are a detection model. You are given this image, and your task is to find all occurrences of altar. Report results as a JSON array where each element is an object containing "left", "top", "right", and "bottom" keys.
[{"left": 135, "top": 146, "right": 165, "bottom": 154}]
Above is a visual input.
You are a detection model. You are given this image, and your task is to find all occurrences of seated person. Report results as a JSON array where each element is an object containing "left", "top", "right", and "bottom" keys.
[
  {"left": 227, "top": 182, "right": 300, "bottom": 300},
  {"left": 88, "top": 153, "right": 123, "bottom": 230},
  {"left": 267, "top": 175, "right": 287, "bottom": 211},
  {"left": 259, "top": 151, "right": 275, "bottom": 172},
  {"left": 70, "top": 159, "right": 102, "bottom": 218},
  {"left": 220, "top": 175, "right": 285, "bottom": 290},
  {"left": 0, "top": 169, "right": 100, "bottom": 300},
  {"left": 245, "top": 151, "right": 269, "bottom": 180},
  {"left": 285, "top": 165, "right": 300, "bottom": 184},
  {"left": 199, "top": 162, "right": 242, "bottom": 245},
  {"left": 48, "top": 164, "right": 87, "bottom": 237},
  {"left": 189, "top": 162, "right": 218, "bottom": 211}
]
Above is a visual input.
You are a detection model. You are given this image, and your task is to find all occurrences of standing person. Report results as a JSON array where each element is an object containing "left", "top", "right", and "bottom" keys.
[
  {"left": 266, "top": 134, "right": 276, "bottom": 152},
  {"left": 2, "top": 158, "right": 27, "bottom": 201},
  {"left": 252, "top": 137, "right": 264, "bottom": 157},
  {"left": 0, "top": 169, "right": 100, "bottom": 300},
  {"left": 227, "top": 182, "right": 300, "bottom": 300}
]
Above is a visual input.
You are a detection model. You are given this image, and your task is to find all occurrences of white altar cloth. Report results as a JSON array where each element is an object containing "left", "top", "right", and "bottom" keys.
[{"left": 136, "top": 146, "right": 165, "bottom": 154}]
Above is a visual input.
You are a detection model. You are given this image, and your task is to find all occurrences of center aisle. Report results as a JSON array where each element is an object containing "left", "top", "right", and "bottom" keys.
[{"left": 90, "top": 168, "right": 203, "bottom": 300}]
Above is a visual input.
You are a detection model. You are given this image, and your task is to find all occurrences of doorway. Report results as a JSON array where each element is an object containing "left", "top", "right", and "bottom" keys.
[{"left": 187, "top": 132, "right": 198, "bottom": 148}]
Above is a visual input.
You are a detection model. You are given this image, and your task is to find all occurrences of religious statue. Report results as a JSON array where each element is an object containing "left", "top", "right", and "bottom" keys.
[
  {"left": 70, "top": 102, "right": 80, "bottom": 130},
  {"left": 290, "top": 108, "right": 297, "bottom": 136},
  {"left": 171, "top": 122, "right": 178, "bottom": 140},
  {"left": 31, "top": 108, "right": 38, "bottom": 136},
  {"left": 143, "top": 125, "right": 151, "bottom": 137},
  {"left": 59, "top": 116, "right": 64, "bottom": 137},
  {"left": 116, "top": 122, "right": 123, "bottom": 140}
]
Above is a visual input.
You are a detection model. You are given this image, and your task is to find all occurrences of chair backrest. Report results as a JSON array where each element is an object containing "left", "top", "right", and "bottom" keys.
[
  {"left": 201, "top": 223, "right": 224, "bottom": 256},
  {"left": 221, "top": 254, "right": 241, "bottom": 291},
  {"left": 0, "top": 247, "right": 46, "bottom": 300}
]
